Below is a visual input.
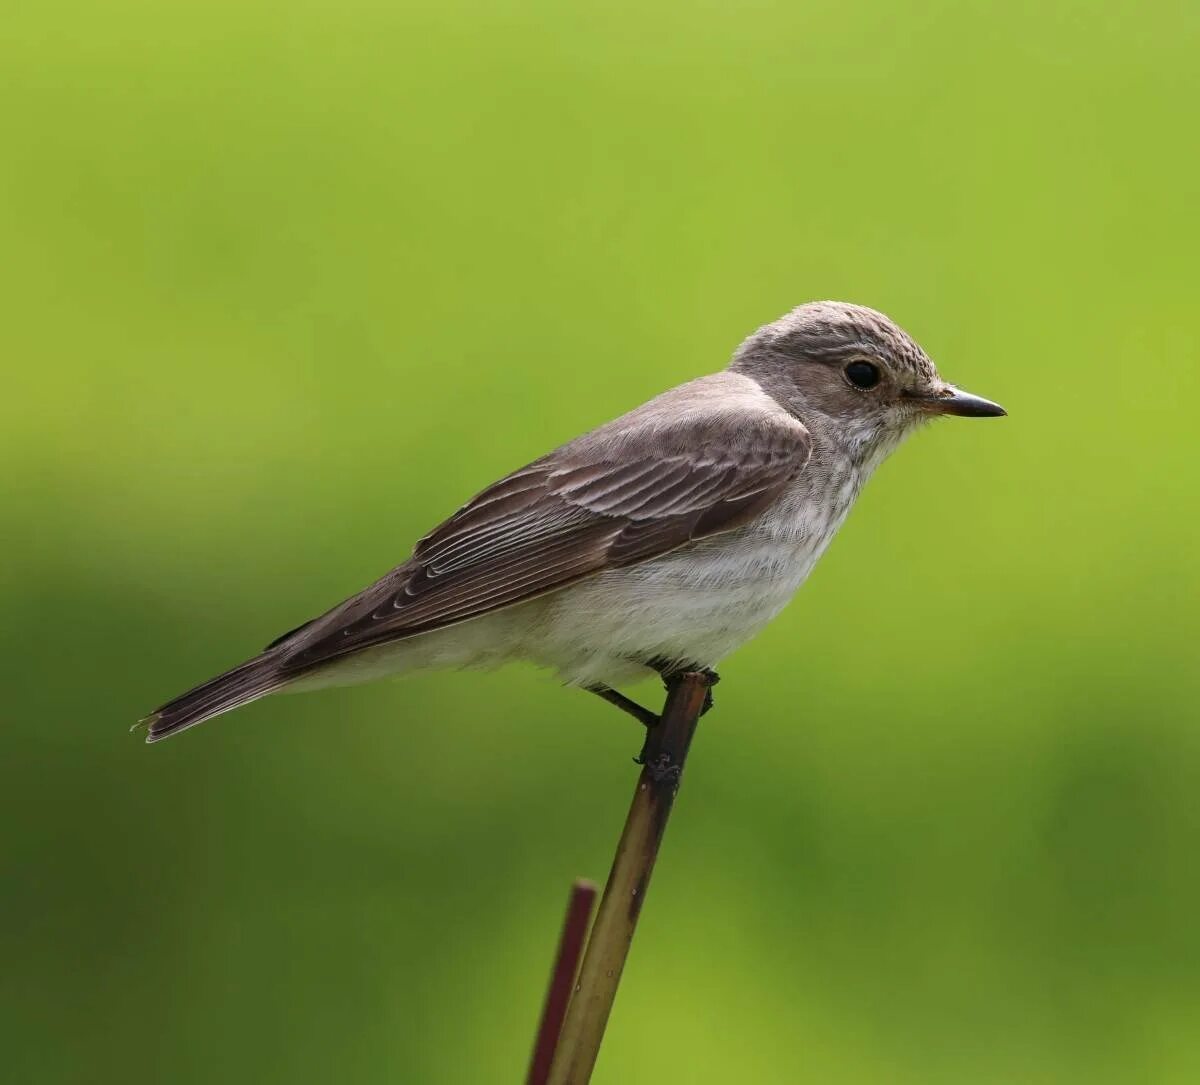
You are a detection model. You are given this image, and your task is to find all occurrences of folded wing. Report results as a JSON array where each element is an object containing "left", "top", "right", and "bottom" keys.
[{"left": 279, "top": 407, "right": 811, "bottom": 672}]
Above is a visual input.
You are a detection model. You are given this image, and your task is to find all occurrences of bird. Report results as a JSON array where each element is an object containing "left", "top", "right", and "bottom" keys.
[{"left": 141, "top": 301, "right": 1004, "bottom": 743}]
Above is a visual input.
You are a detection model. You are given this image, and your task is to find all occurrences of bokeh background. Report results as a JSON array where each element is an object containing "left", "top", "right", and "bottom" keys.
[{"left": 4, "top": 1, "right": 1199, "bottom": 1082}]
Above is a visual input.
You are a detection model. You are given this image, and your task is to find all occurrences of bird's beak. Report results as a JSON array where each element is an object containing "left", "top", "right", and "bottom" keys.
[{"left": 909, "top": 385, "right": 1007, "bottom": 418}]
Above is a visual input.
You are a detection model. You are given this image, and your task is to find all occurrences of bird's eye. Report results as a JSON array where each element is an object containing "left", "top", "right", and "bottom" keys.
[{"left": 844, "top": 361, "right": 881, "bottom": 390}]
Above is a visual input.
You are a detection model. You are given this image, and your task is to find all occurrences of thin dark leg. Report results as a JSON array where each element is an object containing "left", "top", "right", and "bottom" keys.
[{"left": 588, "top": 685, "right": 660, "bottom": 729}]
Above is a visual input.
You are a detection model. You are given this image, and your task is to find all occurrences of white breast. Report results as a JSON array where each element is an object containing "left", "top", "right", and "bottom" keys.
[{"left": 528, "top": 451, "right": 865, "bottom": 689}]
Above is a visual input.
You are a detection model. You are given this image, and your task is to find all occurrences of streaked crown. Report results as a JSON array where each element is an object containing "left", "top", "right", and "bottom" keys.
[{"left": 734, "top": 301, "right": 937, "bottom": 383}]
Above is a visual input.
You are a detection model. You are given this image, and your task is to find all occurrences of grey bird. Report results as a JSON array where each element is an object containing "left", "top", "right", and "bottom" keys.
[{"left": 142, "top": 301, "right": 1004, "bottom": 742}]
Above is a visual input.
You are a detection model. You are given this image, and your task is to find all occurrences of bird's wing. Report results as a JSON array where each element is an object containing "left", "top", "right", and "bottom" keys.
[{"left": 278, "top": 396, "right": 810, "bottom": 672}]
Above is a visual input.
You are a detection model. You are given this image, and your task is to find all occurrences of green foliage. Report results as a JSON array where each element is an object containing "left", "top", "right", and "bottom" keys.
[{"left": 2, "top": 1, "right": 1198, "bottom": 1081}]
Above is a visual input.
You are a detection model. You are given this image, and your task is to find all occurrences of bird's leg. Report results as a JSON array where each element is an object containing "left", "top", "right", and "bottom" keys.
[
  {"left": 646, "top": 657, "right": 721, "bottom": 717},
  {"left": 587, "top": 685, "right": 667, "bottom": 767},
  {"left": 588, "top": 685, "right": 660, "bottom": 729},
  {"left": 590, "top": 665, "right": 719, "bottom": 765}
]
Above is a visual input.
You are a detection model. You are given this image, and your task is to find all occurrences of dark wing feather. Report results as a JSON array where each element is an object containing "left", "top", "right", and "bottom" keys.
[{"left": 278, "top": 409, "right": 810, "bottom": 673}]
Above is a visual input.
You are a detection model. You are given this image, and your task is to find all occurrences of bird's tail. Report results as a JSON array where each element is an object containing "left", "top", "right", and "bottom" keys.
[{"left": 140, "top": 654, "right": 285, "bottom": 743}]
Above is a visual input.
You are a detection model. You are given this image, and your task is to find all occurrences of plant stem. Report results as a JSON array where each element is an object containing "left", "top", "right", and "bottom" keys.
[
  {"left": 527, "top": 880, "right": 598, "bottom": 1085},
  {"left": 546, "top": 671, "right": 711, "bottom": 1085}
]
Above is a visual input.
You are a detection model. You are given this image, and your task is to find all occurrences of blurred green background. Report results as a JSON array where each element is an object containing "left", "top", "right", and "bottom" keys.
[{"left": 3, "top": 1, "right": 1199, "bottom": 1082}]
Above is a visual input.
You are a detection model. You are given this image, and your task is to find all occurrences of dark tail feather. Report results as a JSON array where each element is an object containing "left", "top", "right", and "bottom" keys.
[{"left": 141, "top": 654, "right": 285, "bottom": 743}]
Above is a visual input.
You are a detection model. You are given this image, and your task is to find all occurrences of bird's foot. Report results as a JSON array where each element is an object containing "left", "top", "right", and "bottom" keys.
[
  {"left": 694, "top": 669, "right": 720, "bottom": 716},
  {"left": 636, "top": 749, "right": 682, "bottom": 784},
  {"left": 646, "top": 658, "right": 720, "bottom": 715},
  {"left": 591, "top": 667, "right": 720, "bottom": 766},
  {"left": 632, "top": 725, "right": 682, "bottom": 781}
]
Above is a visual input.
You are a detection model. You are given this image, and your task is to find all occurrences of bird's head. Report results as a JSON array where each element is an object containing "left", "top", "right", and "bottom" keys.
[{"left": 730, "top": 301, "right": 1004, "bottom": 460}]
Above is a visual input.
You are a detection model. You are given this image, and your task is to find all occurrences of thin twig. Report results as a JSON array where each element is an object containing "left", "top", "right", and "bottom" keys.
[
  {"left": 546, "top": 671, "right": 711, "bottom": 1085},
  {"left": 527, "top": 880, "right": 598, "bottom": 1085}
]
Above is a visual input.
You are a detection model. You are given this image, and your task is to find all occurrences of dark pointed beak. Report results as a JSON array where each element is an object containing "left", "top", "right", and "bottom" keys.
[{"left": 909, "top": 385, "right": 1007, "bottom": 418}]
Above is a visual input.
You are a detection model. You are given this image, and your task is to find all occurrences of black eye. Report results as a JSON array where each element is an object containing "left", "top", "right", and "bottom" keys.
[{"left": 844, "top": 361, "right": 881, "bottom": 389}]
